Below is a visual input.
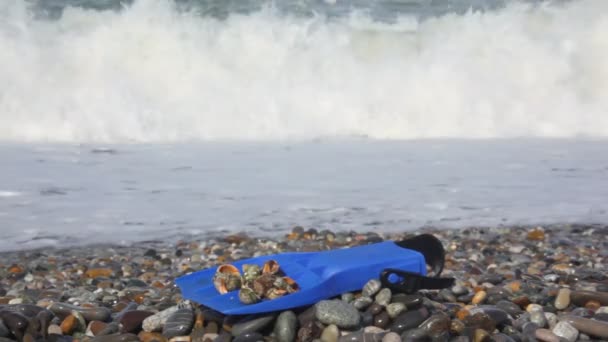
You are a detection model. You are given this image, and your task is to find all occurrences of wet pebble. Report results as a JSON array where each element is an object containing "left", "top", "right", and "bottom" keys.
[
  {"left": 143, "top": 306, "right": 180, "bottom": 333},
  {"left": 320, "top": 324, "right": 339, "bottom": 342},
  {"left": 231, "top": 315, "right": 276, "bottom": 336},
  {"left": 375, "top": 289, "right": 391, "bottom": 307},
  {"left": 552, "top": 321, "right": 578, "bottom": 342},
  {"left": 162, "top": 309, "right": 194, "bottom": 339},
  {"left": 381, "top": 332, "right": 400, "bottom": 342},
  {"left": 534, "top": 328, "right": 560, "bottom": 342},
  {"left": 560, "top": 315, "right": 608, "bottom": 339},
  {"left": 530, "top": 310, "right": 547, "bottom": 328},
  {"left": 353, "top": 297, "right": 373, "bottom": 311},
  {"left": 233, "top": 332, "right": 264, "bottom": 342},
  {"left": 48, "top": 303, "right": 111, "bottom": 322},
  {"left": 389, "top": 307, "right": 429, "bottom": 334},
  {"left": 315, "top": 300, "right": 360, "bottom": 329},
  {"left": 385, "top": 303, "right": 406, "bottom": 319},
  {"left": 362, "top": 280, "right": 382, "bottom": 298},
  {"left": 120, "top": 310, "right": 154, "bottom": 334},
  {"left": 554, "top": 288, "right": 571, "bottom": 310},
  {"left": 570, "top": 291, "right": 608, "bottom": 307},
  {"left": 274, "top": 311, "right": 297, "bottom": 342}
]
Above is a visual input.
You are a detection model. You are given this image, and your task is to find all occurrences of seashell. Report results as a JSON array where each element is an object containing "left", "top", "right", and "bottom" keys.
[
  {"left": 239, "top": 287, "right": 261, "bottom": 305},
  {"left": 253, "top": 274, "right": 276, "bottom": 297},
  {"left": 284, "top": 277, "right": 300, "bottom": 293},
  {"left": 242, "top": 264, "right": 262, "bottom": 283},
  {"left": 263, "top": 260, "right": 281, "bottom": 275},
  {"left": 213, "top": 264, "right": 242, "bottom": 294},
  {"left": 266, "top": 288, "right": 287, "bottom": 300},
  {"left": 362, "top": 279, "right": 382, "bottom": 297}
]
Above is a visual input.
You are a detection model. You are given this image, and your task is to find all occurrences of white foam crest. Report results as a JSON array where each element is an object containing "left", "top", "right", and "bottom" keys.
[{"left": 1, "top": 0, "right": 608, "bottom": 142}]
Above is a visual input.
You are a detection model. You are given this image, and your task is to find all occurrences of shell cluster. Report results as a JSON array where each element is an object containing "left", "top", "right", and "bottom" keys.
[{"left": 212, "top": 260, "right": 299, "bottom": 304}]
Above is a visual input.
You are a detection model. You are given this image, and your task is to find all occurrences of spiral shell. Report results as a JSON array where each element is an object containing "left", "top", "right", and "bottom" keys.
[
  {"left": 253, "top": 273, "right": 277, "bottom": 297},
  {"left": 266, "top": 287, "right": 287, "bottom": 300},
  {"left": 213, "top": 264, "right": 242, "bottom": 294},
  {"left": 239, "top": 287, "right": 260, "bottom": 304},
  {"left": 262, "top": 260, "right": 281, "bottom": 275},
  {"left": 242, "top": 264, "right": 262, "bottom": 284}
]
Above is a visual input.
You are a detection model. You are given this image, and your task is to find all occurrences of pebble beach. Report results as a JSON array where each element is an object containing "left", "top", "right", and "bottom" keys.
[{"left": 1, "top": 225, "right": 607, "bottom": 342}]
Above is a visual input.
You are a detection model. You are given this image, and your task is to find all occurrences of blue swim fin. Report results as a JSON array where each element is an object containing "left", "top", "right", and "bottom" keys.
[{"left": 175, "top": 234, "right": 451, "bottom": 315}]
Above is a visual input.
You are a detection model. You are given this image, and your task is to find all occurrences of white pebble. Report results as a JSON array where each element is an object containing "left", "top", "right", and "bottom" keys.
[{"left": 552, "top": 321, "right": 578, "bottom": 342}]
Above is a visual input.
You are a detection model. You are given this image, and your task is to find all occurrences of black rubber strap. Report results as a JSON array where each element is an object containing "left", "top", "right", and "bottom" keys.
[
  {"left": 380, "top": 268, "right": 455, "bottom": 294},
  {"left": 380, "top": 234, "right": 455, "bottom": 293}
]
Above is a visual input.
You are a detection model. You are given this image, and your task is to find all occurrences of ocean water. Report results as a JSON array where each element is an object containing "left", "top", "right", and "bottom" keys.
[{"left": 1, "top": 0, "right": 608, "bottom": 251}]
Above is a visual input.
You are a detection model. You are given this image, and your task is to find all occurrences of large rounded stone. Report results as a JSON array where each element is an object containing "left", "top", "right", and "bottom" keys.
[
  {"left": 315, "top": 300, "right": 360, "bottom": 329},
  {"left": 274, "top": 311, "right": 297, "bottom": 342}
]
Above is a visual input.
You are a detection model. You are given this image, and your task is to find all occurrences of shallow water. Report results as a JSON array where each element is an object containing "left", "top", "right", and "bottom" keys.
[{"left": 1, "top": 139, "right": 607, "bottom": 251}]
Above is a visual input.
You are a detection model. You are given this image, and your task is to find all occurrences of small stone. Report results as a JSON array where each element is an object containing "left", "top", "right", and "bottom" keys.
[
  {"left": 353, "top": 297, "right": 373, "bottom": 310},
  {"left": 315, "top": 300, "right": 360, "bottom": 329},
  {"left": 472, "top": 291, "right": 487, "bottom": 305},
  {"left": 535, "top": 328, "right": 560, "bottom": 342},
  {"left": 526, "top": 304, "right": 543, "bottom": 313},
  {"left": 560, "top": 315, "right": 608, "bottom": 339},
  {"left": 274, "top": 311, "right": 297, "bottom": 342},
  {"left": 552, "top": 321, "right": 578, "bottom": 342},
  {"left": 451, "top": 285, "right": 468, "bottom": 296},
  {"left": 474, "top": 328, "right": 491, "bottom": 342},
  {"left": 373, "top": 311, "right": 390, "bottom": 329},
  {"left": 138, "top": 331, "right": 168, "bottom": 342},
  {"left": 390, "top": 294, "right": 423, "bottom": 308},
  {"left": 341, "top": 293, "right": 354, "bottom": 303},
  {"left": 298, "top": 321, "right": 323, "bottom": 342},
  {"left": 544, "top": 313, "right": 558, "bottom": 329},
  {"left": 363, "top": 327, "right": 385, "bottom": 334},
  {"left": 339, "top": 331, "right": 384, "bottom": 342},
  {"left": 450, "top": 320, "right": 465, "bottom": 335},
  {"left": 85, "top": 268, "right": 114, "bottom": 278},
  {"left": 162, "top": 309, "right": 194, "bottom": 339},
  {"left": 375, "top": 289, "right": 391, "bottom": 307},
  {"left": 367, "top": 304, "right": 384, "bottom": 316},
  {"left": 320, "top": 324, "right": 339, "bottom": 342},
  {"left": 0, "top": 320, "right": 8, "bottom": 338},
  {"left": 469, "top": 306, "right": 509, "bottom": 326},
  {"left": 389, "top": 307, "right": 429, "bottom": 335},
  {"left": 363, "top": 279, "right": 382, "bottom": 298},
  {"left": 400, "top": 328, "right": 427, "bottom": 341},
  {"left": 418, "top": 313, "right": 450, "bottom": 338},
  {"left": 381, "top": 332, "right": 400, "bottom": 342},
  {"left": 530, "top": 311, "right": 547, "bottom": 328},
  {"left": 48, "top": 303, "right": 112, "bottom": 322},
  {"left": 60, "top": 314, "right": 78, "bottom": 335},
  {"left": 121, "top": 310, "right": 154, "bottom": 333},
  {"left": 555, "top": 288, "right": 571, "bottom": 310},
  {"left": 570, "top": 291, "right": 608, "bottom": 306},
  {"left": 169, "top": 337, "right": 191, "bottom": 342},
  {"left": 231, "top": 314, "right": 275, "bottom": 336},
  {"left": 496, "top": 300, "right": 523, "bottom": 317},
  {"left": 48, "top": 324, "right": 62, "bottom": 335},
  {"left": 386, "top": 303, "right": 406, "bottom": 319},
  {"left": 233, "top": 332, "right": 264, "bottom": 342},
  {"left": 527, "top": 229, "right": 545, "bottom": 241},
  {"left": 143, "top": 306, "right": 179, "bottom": 332}
]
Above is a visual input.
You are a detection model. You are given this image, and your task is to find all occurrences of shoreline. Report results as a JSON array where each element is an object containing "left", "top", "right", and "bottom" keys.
[{"left": 0, "top": 224, "right": 606, "bottom": 341}]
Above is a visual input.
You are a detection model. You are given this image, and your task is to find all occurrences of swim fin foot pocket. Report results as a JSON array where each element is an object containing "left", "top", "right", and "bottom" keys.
[{"left": 381, "top": 234, "right": 455, "bottom": 293}]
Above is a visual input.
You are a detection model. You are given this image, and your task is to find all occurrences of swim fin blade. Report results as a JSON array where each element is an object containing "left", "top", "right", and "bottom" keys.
[{"left": 175, "top": 237, "right": 434, "bottom": 315}]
